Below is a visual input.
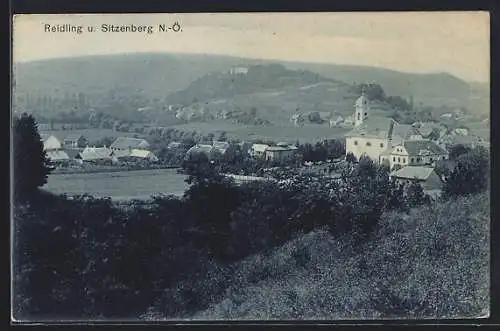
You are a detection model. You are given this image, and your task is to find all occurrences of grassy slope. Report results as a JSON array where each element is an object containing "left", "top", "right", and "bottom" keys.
[{"left": 182, "top": 193, "right": 489, "bottom": 320}]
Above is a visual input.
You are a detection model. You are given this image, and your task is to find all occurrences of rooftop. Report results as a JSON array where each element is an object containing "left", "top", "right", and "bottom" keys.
[
  {"left": 110, "top": 137, "right": 150, "bottom": 150},
  {"left": 79, "top": 147, "right": 112, "bottom": 160},
  {"left": 46, "top": 150, "right": 70, "bottom": 161},
  {"left": 403, "top": 140, "right": 447, "bottom": 156},
  {"left": 391, "top": 166, "right": 436, "bottom": 181}
]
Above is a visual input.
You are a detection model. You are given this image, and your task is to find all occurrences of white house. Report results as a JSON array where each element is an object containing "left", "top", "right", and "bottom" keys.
[
  {"left": 229, "top": 66, "right": 249, "bottom": 75},
  {"left": 129, "top": 149, "right": 159, "bottom": 162},
  {"left": 77, "top": 147, "right": 113, "bottom": 162},
  {"left": 264, "top": 145, "right": 298, "bottom": 163},
  {"left": 329, "top": 116, "right": 344, "bottom": 128},
  {"left": 387, "top": 139, "right": 448, "bottom": 169},
  {"left": 251, "top": 144, "right": 270, "bottom": 158}
]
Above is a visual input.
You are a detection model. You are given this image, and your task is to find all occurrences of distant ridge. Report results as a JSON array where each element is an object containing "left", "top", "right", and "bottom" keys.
[{"left": 13, "top": 52, "right": 483, "bottom": 111}]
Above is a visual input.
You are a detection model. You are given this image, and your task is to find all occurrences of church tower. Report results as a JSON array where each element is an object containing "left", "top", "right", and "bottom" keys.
[{"left": 354, "top": 89, "right": 370, "bottom": 127}]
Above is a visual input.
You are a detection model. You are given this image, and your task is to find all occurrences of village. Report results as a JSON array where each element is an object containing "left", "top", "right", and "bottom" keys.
[{"left": 38, "top": 90, "right": 489, "bottom": 199}]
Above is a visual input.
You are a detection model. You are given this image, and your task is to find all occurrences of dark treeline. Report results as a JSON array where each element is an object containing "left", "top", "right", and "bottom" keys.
[
  {"left": 14, "top": 156, "right": 430, "bottom": 319},
  {"left": 12, "top": 113, "right": 490, "bottom": 320}
]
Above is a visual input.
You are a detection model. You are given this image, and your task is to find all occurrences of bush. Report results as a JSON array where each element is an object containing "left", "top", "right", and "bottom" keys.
[{"left": 443, "top": 146, "right": 489, "bottom": 198}]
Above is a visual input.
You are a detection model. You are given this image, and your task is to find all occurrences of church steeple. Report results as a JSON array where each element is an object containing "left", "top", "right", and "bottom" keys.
[{"left": 354, "top": 89, "right": 370, "bottom": 127}]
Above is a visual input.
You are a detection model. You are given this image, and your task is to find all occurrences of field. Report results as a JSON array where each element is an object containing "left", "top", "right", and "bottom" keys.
[
  {"left": 43, "top": 168, "right": 189, "bottom": 200},
  {"left": 170, "top": 121, "right": 350, "bottom": 144},
  {"left": 39, "top": 128, "right": 144, "bottom": 144}
]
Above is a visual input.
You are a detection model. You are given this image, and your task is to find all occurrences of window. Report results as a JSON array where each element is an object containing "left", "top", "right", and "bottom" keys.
[
  {"left": 410, "top": 158, "right": 414, "bottom": 163},
  {"left": 364, "top": 112, "right": 367, "bottom": 116},
  {"left": 366, "top": 141, "right": 371, "bottom": 146},
  {"left": 442, "top": 156, "right": 446, "bottom": 160},
  {"left": 430, "top": 158, "right": 433, "bottom": 162},
  {"left": 357, "top": 113, "right": 360, "bottom": 120},
  {"left": 393, "top": 157, "right": 396, "bottom": 162},
  {"left": 417, "top": 157, "right": 421, "bottom": 163},
  {"left": 354, "top": 141, "right": 358, "bottom": 146},
  {"left": 380, "top": 143, "right": 384, "bottom": 148},
  {"left": 398, "top": 157, "right": 401, "bottom": 163},
  {"left": 403, "top": 158, "right": 406, "bottom": 164}
]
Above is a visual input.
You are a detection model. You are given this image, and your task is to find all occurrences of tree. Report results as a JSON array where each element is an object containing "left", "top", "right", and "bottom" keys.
[
  {"left": 13, "top": 113, "right": 54, "bottom": 200},
  {"left": 386, "top": 96, "right": 412, "bottom": 111},
  {"left": 346, "top": 152, "right": 357, "bottom": 163},
  {"left": 443, "top": 146, "right": 489, "bottom": 198},
  {"left": 406, "top": 180, "right": 430, "bottom": 208},
  {"left": 308, "top": 111, "right": 324, "bottom": 124},
  {"left": 218, "top": 131, "right": 228, "bottom": 142},
  {"left": 449, "top": 144, "right": 472, "bottom": 160}
]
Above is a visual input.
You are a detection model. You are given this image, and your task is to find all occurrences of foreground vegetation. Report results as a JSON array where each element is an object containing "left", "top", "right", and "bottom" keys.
[{"left": 189, "top": 192, "right": 489, "bottom": 320}]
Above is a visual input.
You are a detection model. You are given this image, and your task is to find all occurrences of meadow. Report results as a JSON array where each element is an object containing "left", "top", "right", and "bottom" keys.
[
  {"left": 170, "top": 121, "right": 350, "bottom": 144},
  {"left": 43, "top": 168, "right": 189, "bottom": 200}
]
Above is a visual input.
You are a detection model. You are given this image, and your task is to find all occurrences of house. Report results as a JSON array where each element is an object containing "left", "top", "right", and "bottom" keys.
[
  {"left": 391, "top": 166, "right": 444, "bottom": 191},
  {"left": 63, "top": 134, "right": 87, "bottom": 149},
  {"left": 76, "top": 147, "right": 113, "bottom": 162},
  {"left": 229, "top": 66, "right": 249, "bottom": 75},
  {"left": 388, "top": 140, "right": 448, "bottom": 169},
  {"left": 345, "top": 93, "right": 422, "bottom": 164},
  {"left": 110, "top": 137, "right": 150, "bottom": 151},
  {"left": 40, "top": 133, "right": 62, "bottom": 151},
  {"left": 264, "top": 145, "right": 298, "bottom": 163},
  {"left": 46, "top": 150, "right": 70, "bottom": 163},
  {"left": 251, "top": 144, "right": 270, "bottom": 158},
  {"left": 128, "top": 149, "right": 159, "bottom": 162},
  {"left": 329, "top": 116, "right": 344, "bottom": 128}
]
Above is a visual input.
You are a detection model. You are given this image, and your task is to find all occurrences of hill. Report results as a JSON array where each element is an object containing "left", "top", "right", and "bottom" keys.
[
  {"left": 165, "top": 63, "right": 345, "bottom": 104},
  {"left": 13, "top": 53, "right": 485, "bottom": 119},
  {"left": 184, "top": 192, "right": 489, "bottom": 320}
]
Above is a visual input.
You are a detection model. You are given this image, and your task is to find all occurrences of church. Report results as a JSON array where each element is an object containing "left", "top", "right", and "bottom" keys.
[{"left": 345, "top": 92, "right": 448, "bottom": 169}]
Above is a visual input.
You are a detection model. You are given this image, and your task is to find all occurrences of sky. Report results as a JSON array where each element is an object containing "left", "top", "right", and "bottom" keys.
[{"left": 12, "top": 12, "right": 490, "bottom": 82}]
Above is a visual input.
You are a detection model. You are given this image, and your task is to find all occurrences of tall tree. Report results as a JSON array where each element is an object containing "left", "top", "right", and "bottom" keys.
[
  {"left": 443, "top": 146, "right": 489, "bottom": 198},
  {"left": 13, "top": 113, "right": 53, "bottom": 200}
]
